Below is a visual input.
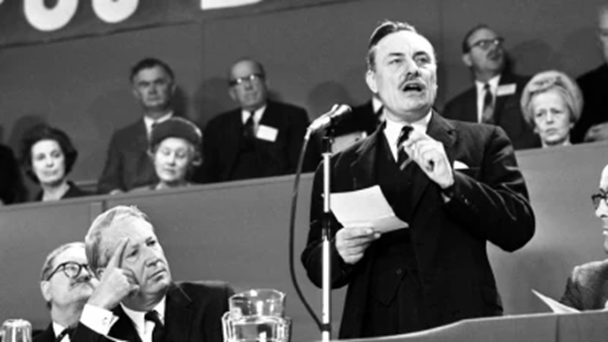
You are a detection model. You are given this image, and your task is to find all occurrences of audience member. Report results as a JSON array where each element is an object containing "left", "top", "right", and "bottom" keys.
[
  {"left": 572, "top": 4, "right": 608, "bottom": 143},
  {"left": 0, "top": 143, "right": 26, "bottom": 205},
  {"left": 560, "top": 163, "right": 608, "bottom": 309},
  {"left": 520, "top": 70, "right": 583, "bottom": 148},
  {"left": 98, "top": 58, "right": 179, "bottom": 194},
  {"left": 72, "top": 205, "right": 233, "bottom": 342},
  {"left": 443, "top": 24, "right": 539, "bottom": 150},
  {"left": 301, "top": 20, "right": 535, "bottom": 338},
  {"left": 20, "top": 125, "right": 89, "bottom": 201},
  {"left": 133, "top": 117, "right": 203, "bottom": 191},
  {"left": 200, "top": 58, "right": 316, "bottom": 183},
  {"left": 35, "top": 242, "right": 96, "bottom": 342}
]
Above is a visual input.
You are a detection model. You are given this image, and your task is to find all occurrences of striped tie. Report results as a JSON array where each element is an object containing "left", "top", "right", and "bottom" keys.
[
  {"left": 397, "top": 125, "right": 414, "bottom": 170},
  {"left": 481, "top": 83, "right": 494, "bottom": 124}
]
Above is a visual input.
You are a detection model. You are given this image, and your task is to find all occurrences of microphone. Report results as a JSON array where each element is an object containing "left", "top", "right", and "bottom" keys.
[{"left": 307, "top": 104, "right": 352, "bottom": 132}]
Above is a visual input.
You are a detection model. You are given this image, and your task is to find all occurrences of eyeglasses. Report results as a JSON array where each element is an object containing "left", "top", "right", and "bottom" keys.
[
  {"left": 46, "top": 262, "right": 89, "bottom": 281},
  {"left": 591, "top": 189, "right": 608, "bottom": 209},
  {"left": 469, "top": 37, "right": 504, "bottom": 51},
  {"left": 229, "top": 74, "right": 264, "bottom": 87}
]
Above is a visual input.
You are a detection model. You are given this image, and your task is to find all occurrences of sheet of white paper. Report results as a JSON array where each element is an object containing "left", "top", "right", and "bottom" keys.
[
  {"left": 531, "top": 289, "right": 579, "bottom": 313},
  {"left": 330, "top": 185, "right": 408, "bottom": 233}
]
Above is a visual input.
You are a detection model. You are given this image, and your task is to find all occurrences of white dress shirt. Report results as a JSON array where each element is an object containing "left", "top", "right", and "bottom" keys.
[
  {"left": 383, "top": 111, "right": 432, "bottom": 162},
  {"left": 475, "top": 75, "right": 500, "bottom": 123}
]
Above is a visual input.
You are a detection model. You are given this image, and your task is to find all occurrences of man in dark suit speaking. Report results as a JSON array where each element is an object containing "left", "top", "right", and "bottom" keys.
[
  {"left": 200, "top": 58, "right": 316, "bottom": 183},
  {"left": 71, "top": 206, "right": 233, "bottom": 342},
  {"left": 301, "top": 20, "right": 535, "bottom": 338}
]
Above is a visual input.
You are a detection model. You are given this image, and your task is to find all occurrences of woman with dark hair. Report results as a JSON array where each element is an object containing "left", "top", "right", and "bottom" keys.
[{"left": 20, "top": 125, "right": 88, "bottom": 201}]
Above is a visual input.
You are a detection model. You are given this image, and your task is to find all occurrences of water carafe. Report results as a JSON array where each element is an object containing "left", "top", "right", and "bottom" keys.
[{"left": 222, "top": 289, "right": 290, "bottom": 342}]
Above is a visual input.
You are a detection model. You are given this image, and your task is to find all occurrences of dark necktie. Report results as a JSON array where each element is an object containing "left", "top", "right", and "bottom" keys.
[
  {"left": 482, "top": 83, "right": 494, "bottom": 124},
  {"left": 55, "top": 327, "right": 75, "bottom": 342},
  {"left": 145, "top": 310, "right": 165, "bottom": 342},
  {"left": 396, "top": 125, "right": 414, "bottom": 170},
  {"left": 243, "top": 112, "right": 255, "bottom": 140}
]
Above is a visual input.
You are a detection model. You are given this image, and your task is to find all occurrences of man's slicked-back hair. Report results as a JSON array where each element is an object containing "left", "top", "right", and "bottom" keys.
[
  {"left": 130, "top": 57, "right": 175, "bottom": 83},
  {"left": 461, "top": 24, "right": 491, "bottom": 54},
  {"left": 366, "top": 20, "right": 418, "bottom": 71},
  {"left": 85, "top": 205, "right": 152, "bottom": 276}
]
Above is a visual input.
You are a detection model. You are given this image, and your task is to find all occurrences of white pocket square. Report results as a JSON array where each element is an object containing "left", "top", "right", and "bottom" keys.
[{"left": 453, "top": 160, "right": 469, "bottom": 170}]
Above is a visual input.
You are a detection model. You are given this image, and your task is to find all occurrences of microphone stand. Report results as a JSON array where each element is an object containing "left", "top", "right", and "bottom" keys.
[{"left": 320, "top": 128, "right": 334, "bottom": 342}]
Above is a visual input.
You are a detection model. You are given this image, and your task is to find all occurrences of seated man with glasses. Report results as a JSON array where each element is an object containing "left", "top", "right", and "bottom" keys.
[
  {"left": 443, "top": 24, "right": 539, "bottom": 150},
  {"left": 35, "top": 242, "right": 97, "bottom": 342},
  {"left": 560, "top": 164, "right": 608, "bottom": 310},
  {"left": 198, "top": 58, "right": 319, "bottom": 183}
]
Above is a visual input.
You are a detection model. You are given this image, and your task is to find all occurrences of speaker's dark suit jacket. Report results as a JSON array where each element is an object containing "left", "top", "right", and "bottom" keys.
[
  {"left": 97, "top": 120, "right": 158, "bottom": 194},
  {"left": 71, "top": 281, "right": 233, "bottom": 342},
  {"left": 200, "top": 101, "right": 316, "bottom": 183},
  {"left": 443, "top": 73, "right": 540, "bottom": 150},
  {"left": 560, "top": 259, "right": 608, "bottom": 310},
  {"left": 301, "top": 113, "right": 535, "bottom": 338},
  {"left": 33, "top": 324, "right": 55, "bottom": 342}
]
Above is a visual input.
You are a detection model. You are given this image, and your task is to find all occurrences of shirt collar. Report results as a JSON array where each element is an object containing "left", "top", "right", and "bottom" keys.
[
  {"left": 144, "top": 112, "right": 173, "bottom": 134},
  {"left": 383, "top": 110, "right": 432, "bottom": 159},
  {"left": 241, "top": 105, "right": 267, "bottom": 125},
  {"left": 475, "top": 74, "right": 501, "bottom": 94},
  {"left": 120, "top": 296, "right": 167, "bottom": 335},
  {"left": 52, "top": 322, "right": 67, "bottom": 338}
]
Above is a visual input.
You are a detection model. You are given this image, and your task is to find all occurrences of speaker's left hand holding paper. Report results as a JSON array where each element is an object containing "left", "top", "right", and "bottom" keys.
[{"left": 330, "top": 185, "right": 409, "bottom": 233}]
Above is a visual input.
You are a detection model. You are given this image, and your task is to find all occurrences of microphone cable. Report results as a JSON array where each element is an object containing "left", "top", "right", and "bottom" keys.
[{"left": 288, "top": 129, "right": 323, "bottom": 330}]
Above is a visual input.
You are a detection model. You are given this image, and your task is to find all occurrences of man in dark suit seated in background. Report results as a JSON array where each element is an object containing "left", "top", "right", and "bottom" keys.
[
  {"left": 35, "top": 242, "right": 96, "bottom": 342},
  {"left": 0, "top": 143, "right": 26, "bottom": 205},
  {"left": 572, "top": 4, "right": 608, "bottom": 143},
  {"left": 200, "top": 58, "right": 317, "bottom": 183},
  {"left": 72, "top": 205, "right": 233, "bottom": 342},
  {"left": 98, "top": 58, "right": 179, "bottom": 194},
  {"left": 561, "top": 163, "right": 608, "bottom": 310},
  {"left": 301, "top": 20, "right": 535, "bottom": 338},
  {"left": 443, "top": 24, "right": 539, "bottom": 150}
]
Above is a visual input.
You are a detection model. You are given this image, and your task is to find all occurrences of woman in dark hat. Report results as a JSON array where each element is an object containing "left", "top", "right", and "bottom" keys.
[{"left": 134, "top": 117, "right": 202, "bottom": 191}]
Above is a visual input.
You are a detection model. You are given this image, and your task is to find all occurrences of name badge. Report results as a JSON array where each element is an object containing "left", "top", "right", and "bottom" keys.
[
  {"left": 256, "top": 125, "right": 278, "bottom": 142},
  {"left": 496, "top": 84, "right": 516, "bottom": 96}
]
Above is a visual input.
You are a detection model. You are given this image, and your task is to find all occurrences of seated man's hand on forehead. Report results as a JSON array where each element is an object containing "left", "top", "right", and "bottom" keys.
[{"left": 87, "top": 238, "right": 140, "bottom": 310}]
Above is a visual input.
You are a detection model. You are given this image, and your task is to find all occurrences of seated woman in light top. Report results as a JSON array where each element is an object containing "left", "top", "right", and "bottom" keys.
[
  {"left": 20, "top": 125, "right": 89, "bottom": 201},
  {"left": 520, "top": 70, "right": 583, "bottom": 148},
  {"left": 134, "top": 117, "right": 202, "bottom": 191}
]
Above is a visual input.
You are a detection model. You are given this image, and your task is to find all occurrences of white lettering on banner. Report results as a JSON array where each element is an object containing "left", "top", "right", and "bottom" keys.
[
  {"left": 93, "top": 0, "right": 139, "bottom": 24},
  {"left": 24, "top": 0, "right": 78, "bottom": 32}
]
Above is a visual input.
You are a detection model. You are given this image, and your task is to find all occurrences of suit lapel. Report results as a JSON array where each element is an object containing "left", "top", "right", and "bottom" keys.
[
  {"left": 493, "top": 73, "right": 516, "bottom": 123},
  {"left": 463, "top": 89, "right": 478, "bottom": 123},
  {"left": 350, "top": 124, "right": 383, "bottom": 189},
  {"left": 163, "top": 283, "right": 194, "bottom": 342},
  {"left": 224, "top": 110, "right": 246, "bottom": 178},
  {"left": 110, "top": 306, "right": 142, "bottom": 342},
  {"left": 410, "top": 112, "right": 457, "bottom": 215}
]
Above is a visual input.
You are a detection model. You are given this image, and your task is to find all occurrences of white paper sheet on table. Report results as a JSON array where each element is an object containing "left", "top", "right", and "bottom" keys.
[
  {"left": 532, "top": 289, "right": 579, "bottom": 313},
  {"left": 330, "top": 185, "right": 408, "bottom": 233}
]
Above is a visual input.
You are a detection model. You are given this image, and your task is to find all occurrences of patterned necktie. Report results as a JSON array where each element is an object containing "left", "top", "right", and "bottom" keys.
[
  {"left": 145, "top": 310, "right": 165, "bottom": 342},
  {"left": 243, "top": 112, "right": 255, "bottom": 140},
  {"left": 482, "top": 83, "right": 494, "bottom": 124},
  {"left": 396, "top": 125, "right": 414, "bottom": 170},
  {"left": 55, "top": 327, "right": 75, "bottom": 342}
]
